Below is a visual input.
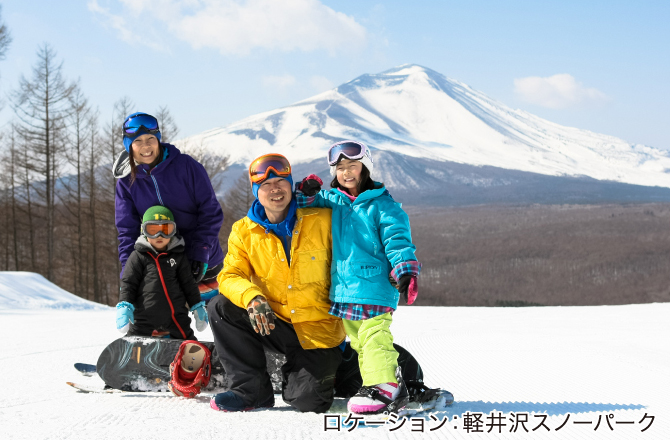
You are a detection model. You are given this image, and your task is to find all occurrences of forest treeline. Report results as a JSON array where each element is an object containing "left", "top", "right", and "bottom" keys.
[
  {"left": 0, "top": 41, "right": 253, "bottom": 305},
  {"left": 410, "top": 203, "right": 670, "bottom": 306}
]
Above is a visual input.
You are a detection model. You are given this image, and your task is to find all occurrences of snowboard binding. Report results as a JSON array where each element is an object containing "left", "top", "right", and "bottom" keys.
[{"left": 168, "top": 341, "right": 212, "bottom": 398}]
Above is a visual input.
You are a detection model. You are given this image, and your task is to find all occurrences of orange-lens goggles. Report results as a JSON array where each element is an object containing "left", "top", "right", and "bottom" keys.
[
  {"left": 248, "top": 154, "right": 291, "bottom": 184},
  {"left": 142, "top": 221, "right": 176, "bottom": 238}
]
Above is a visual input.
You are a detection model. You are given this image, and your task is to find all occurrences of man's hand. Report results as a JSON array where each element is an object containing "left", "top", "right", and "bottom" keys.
[{"left": 247, "top": 295, "right": 276, "bottom": 336}]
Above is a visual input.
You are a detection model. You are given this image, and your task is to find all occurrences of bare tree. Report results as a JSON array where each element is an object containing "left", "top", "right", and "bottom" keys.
[
  {"left": 10, "top": 44, "right": 77, "bottom": 280},
  {"left": 59, "top": 88, "right": 95, "bottom": 296},
  {"left": 224, "top": 171, "right": 255, "bottom": 223},
  {"left": 0, "top": 6, "right": 11, "bottom": 61},
  {"left": 88, "top": 115, "right": 102, "bottom": 303},
  {"left": 8, "top": 127, "right": 19, "bottom": 270},
  {"left": 155, "top": 105, "right": 179, "bottom": 143},
  {"left": 177, "top": 137, "right": 230, "bottom": 180}
]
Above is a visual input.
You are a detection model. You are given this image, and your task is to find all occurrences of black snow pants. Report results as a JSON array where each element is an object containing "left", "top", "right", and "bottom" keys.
[{"left": 208, "top": 295, "right": 342, "bottom": 413}]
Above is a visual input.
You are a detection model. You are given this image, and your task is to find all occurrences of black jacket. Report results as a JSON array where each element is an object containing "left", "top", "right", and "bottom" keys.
[{"left": 120, "top": 235, "right": 201, "bottom": 339}]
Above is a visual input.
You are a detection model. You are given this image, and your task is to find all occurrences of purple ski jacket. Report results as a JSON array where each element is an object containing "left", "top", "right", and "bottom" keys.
[{"left": 115, "top": 143, "right": 224, "bottom": 275}]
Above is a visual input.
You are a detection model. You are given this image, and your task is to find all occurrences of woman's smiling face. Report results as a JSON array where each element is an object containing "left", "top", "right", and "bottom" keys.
[
  {"left": 131, "top": 134, "right": 160, "bottom": 165},
  {"left": 336, "top": 159, "right": 363, "bottom": 196}
]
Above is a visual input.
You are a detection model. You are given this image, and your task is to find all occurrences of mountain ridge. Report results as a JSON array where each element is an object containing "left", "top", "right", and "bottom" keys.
[{"left": 177, "top": 64, "right": 670, "bottom": 191}]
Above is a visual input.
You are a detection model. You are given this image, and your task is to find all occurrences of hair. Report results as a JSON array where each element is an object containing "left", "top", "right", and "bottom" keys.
[
  {"left": 128, "top": 139, "right": 162, "bottom": 186},
  {"left": 330, "top": 162, "right": 382, "bottom": 195}
]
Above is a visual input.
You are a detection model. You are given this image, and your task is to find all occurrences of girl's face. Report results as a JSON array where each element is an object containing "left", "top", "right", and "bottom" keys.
[
  {"left": 336, "top": 159, "right": 363, "bottom": 196},
  {"left": 131, "top": 135, "right": 160, "bottom": 165}
]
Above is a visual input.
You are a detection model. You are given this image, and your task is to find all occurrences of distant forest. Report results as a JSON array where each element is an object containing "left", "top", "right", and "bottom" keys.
[{"left": 410, "top": 203, "right": 670, "bottom": 306}]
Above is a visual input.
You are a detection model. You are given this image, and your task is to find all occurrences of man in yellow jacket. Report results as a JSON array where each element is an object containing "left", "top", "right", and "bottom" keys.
[{"left": 208, "top": 154, "right": 345, "bottom": 413}]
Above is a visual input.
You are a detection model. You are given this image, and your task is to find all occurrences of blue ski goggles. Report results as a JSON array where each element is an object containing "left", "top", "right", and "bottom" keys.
[{"left": 123, "top": 113, "right": 160, "bottom": 136}]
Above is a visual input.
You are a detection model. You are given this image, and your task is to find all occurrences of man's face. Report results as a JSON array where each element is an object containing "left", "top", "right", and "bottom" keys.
[{"left": 257, "top": 177, "right": 292, "bottom": 220}]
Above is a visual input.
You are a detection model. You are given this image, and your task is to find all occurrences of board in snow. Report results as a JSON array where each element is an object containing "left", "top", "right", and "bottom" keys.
[{"left": 85, "top": 336, "right": 430, "bottom": 398}]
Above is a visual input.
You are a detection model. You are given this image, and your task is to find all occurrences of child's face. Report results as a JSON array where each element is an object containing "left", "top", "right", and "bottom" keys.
[
  {"left": 336, "top": 159, "right": 363, "bottom": 196},
  {"left": 147, "top": 235, "right": 170, "bottom": 251}
]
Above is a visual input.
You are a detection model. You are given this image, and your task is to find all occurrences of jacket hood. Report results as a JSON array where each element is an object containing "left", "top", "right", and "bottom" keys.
[
  {"left": 134, "top": 234, "right": 186, "bottom": 254},
  {"left": 113, "top": 143, "right": 177, "bottom": 179},
  {"left": 112, "top": 150, "right": 131, "bottom": 179}
]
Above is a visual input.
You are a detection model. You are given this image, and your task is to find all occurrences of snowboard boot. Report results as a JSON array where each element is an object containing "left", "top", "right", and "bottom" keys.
[
  {"left": 347, "top": 366, "right": 409, "bottom": 414},
  {"left": 210, "top": 391, "right": 275, "bottom": 412},
  {"left": 168, "top": 341, "right": 211, "bottom": 398}
]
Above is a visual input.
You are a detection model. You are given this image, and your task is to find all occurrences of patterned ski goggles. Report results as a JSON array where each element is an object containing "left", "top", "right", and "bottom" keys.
[
  {"left": 141, "top": 220, "right": 177, "bottom": 239},
  {"left": 327, "top": 141, "right": 368, "bottom": 166},
  {"left": 123, "top": 113, "right": 160, "bottom": 136},
  {"left": 248, "top": 154, "right": 292, "bottom": 184}
]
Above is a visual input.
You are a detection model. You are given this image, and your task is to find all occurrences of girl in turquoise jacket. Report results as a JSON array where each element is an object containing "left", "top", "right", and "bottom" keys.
[{"left": 296, "top": 140, "right": 421, "bottom": 415}]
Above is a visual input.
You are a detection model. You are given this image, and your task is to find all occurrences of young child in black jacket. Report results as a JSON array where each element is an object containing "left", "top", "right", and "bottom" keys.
[{"left": 116, "top": 205, "right": 208, "bottom": 340}]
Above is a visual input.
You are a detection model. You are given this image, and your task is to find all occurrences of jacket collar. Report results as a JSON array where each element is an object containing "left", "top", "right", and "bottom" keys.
[
  {"left": 247, "top": 197, "right": 298, "bottom": 238},
  {"left": 134, "top": 234, "right": 185, "bottom": 254},
  {"left": 331, "top": 182, "right": 388, "bottom": 204}
]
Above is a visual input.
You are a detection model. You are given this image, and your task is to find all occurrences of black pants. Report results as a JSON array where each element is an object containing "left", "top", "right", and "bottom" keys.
[
  {"left": 127, "top": 311, "right": 196, "bottom": 340},
  {"left": 208, "top": 295, "right": 342, "bottom": 413}
]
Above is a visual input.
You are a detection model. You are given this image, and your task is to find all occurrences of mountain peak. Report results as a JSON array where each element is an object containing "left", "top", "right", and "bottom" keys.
[{"left": 180, "top": 65, "right": 670, "bottom": 189}]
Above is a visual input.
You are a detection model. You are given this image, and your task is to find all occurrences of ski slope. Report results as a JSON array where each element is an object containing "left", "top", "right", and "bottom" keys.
[{"left": 0, "top": 272, "right": 667, "bottom": 439}]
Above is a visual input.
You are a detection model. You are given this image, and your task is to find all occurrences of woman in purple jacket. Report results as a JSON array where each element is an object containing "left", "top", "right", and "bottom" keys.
[{"left": 114, "top": 112, "right": 224, "bottom": 309}]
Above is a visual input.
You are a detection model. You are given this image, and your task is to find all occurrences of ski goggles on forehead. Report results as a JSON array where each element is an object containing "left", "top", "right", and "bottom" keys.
[
  {"left": 123, "top": 114, "right": 160, "bottom": 136},
  {"left": 141, "top": 221, "right": 177, "bottom": 239},
  {"left": 327, "top": 141, "right": 368, "bottom": 166},
  {"left": 248, "top": 154, "right": 292, "bottom": 184}
]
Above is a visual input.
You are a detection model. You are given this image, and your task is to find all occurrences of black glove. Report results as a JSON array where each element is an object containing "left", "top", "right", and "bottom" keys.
[
  {"left": 247, "top": 295, "right": 276, "bottom": 336},
  {"left": 297, "top": 174, "right": 323, "bottom": 196},
  {"left": 397, "top": 274, "right": 418, "bottom": 305},
  {"left": 191, "top": 260, "right": 208, "bottom": 283}
]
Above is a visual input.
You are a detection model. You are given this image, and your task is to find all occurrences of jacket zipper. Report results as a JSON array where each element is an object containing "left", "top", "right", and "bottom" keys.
[
  {"left": 147, "top": 252, "right": 187, "bottom": 339},
  {"left": 151, "top": 175, "right": 164, "bottom": 206},
  {"left": 144, "top": 168, "right": 165, "bottom": 206}
]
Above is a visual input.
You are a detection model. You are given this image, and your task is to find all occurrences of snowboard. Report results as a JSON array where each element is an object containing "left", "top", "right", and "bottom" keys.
[
  {"left": 74, "top": 363, "right": 97, "bottom": 377},
  {"left": 91, "top": 336, "right": 433, "bottom": 398}
]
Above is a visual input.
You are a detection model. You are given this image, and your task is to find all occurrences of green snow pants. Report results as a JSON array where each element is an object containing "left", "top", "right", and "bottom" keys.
[{"left": 343, "top": 313, "right": 398, "bottom": 386}]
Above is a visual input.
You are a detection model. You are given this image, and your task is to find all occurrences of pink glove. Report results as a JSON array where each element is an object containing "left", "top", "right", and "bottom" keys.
[
  {"left": 398, "top": 275, "right": 418, "bottom": 305},
  {"left": 297, "top": 174, "right": 323, "bottom": 196}
]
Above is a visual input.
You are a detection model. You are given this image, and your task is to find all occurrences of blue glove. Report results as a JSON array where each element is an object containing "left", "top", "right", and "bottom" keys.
[
  {"left": 190, "top": 301, "right": 209, "bottom": 332},
  {"left": 116, "top": 301, "right": 135, "bottom": 334},
  {"left": 192, "top": 261, "right": 208, "bottom": 283}
]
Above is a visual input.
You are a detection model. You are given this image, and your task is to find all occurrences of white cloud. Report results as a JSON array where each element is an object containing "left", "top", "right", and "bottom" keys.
[
  {"left": 309, "top": 75, "right": 334, "bottom": 93},
  {"left": 89, "top": 0, "right": 367, "bottom": 55},
  {"left": 262, "top": 74, "right": 297, "bottom": 90},
  {"left": 514, "top": 74, "right": 609, "bottom": 109},
  {"left": 87, "top": 0, "right": 168, "bottom": 52}
]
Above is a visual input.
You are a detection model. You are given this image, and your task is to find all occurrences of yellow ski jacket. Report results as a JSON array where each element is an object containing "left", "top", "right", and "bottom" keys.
[{"left": 217, "top": 207, "right": 345, "bottom": 350}]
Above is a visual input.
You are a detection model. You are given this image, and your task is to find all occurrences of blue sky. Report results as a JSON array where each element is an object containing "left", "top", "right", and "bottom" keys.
[{"left": 0, "top": 0, "right": 668, "bottom": 149}]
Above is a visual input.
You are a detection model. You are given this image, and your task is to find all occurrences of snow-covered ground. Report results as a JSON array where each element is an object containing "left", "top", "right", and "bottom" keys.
[{"left": 0, "top": 271, "right": 668, "bottom": 439}]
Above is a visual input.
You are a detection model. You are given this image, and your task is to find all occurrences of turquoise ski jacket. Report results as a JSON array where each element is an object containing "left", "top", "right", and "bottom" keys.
[{"left": 297, "top": 184, "right": 418, "bottom": 308}]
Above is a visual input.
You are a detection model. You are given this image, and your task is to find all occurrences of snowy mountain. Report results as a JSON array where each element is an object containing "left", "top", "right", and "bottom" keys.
[
  {"left": 3, "top": 271, "right": 669, "bottom": 439},
  {"left": 179, "top": 64, "right": 670, "bottom": 197}
]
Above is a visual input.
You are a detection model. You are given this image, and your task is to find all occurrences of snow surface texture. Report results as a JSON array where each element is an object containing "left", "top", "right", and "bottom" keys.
[
  {"left": 1, "top": 273, "right": 668, "bottom": 439},
  {"left": 177, "top": 64, "right": 670, "bottom": 189}
]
